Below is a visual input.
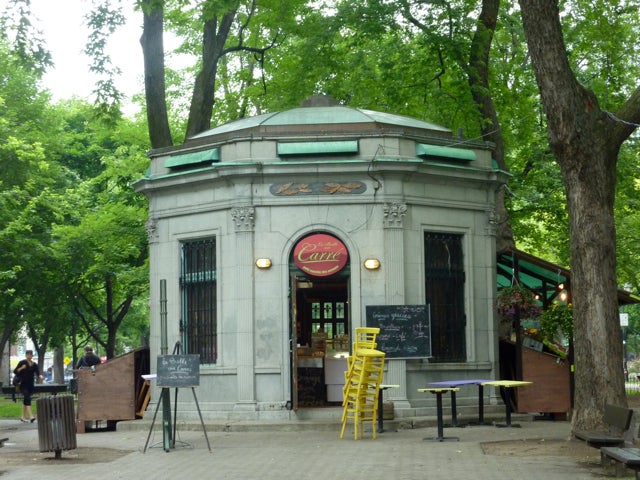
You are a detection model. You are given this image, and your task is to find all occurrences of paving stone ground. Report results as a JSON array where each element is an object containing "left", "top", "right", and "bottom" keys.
[{"left": 0, "top": 417, "right": 615, "bottom": 480}]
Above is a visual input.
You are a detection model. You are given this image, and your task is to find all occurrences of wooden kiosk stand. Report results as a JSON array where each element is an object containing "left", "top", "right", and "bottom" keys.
[
  {"left": 499, "top": 339, "right": 571, "bottom": 418},
  {"left": 143, "top": 354, "right": 211, "bottom": 453},
  {"left": 76, "top": 347, "right": 150, "bottom": 432}
]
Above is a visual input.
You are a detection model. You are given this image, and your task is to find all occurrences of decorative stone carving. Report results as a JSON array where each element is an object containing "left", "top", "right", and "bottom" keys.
[
  {"left": 383, "top": 202, "right": 407, "bottom": 228},
  {"left": 145, "top": 218, "right": 159, "bottom": 242},
  {"left": 487, "top": 208, "right": 497, "bottom": 225},
  {"left": 270, "top": 181, "right": 366, "bottom": 196},
  {"left": 486, "top": 208, "right": 498, "bottom": 236},
  {"left": 231, "top": 207, "right": 255, "bottom": 231}
]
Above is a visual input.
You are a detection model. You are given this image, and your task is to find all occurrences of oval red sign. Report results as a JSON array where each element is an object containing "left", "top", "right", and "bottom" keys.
[{"left": 293, "top": 233, "right": 348, "bottom": 277}]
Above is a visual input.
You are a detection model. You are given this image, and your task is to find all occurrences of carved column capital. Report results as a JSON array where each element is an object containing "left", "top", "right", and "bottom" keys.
[
  {"left": 146, "top": 218, "right": 159, "bottom": 243},
  {"left": 485, "top": 208, "right": 498, "bottom": 236},
  {"left": 231, "top": 207, "right": 255, "bottom": 232},
  {"left": 383, "top": 202, "right": 407, "bottom": 228}
]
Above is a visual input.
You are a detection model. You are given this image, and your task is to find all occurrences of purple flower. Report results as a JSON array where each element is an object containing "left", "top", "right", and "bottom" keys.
[{"left": 496, "top": 285, "right": 541, "bottom": 320}]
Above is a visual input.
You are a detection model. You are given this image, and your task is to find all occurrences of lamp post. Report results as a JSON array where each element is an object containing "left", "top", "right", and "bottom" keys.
[{"left": 622, "top": 283, "right": 632, "bottom": 381}]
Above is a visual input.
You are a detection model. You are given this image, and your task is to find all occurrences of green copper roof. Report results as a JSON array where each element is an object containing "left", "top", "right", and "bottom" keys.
[
  {"left": 190, "top": 105, "right": 450, "bottom": 140},
  {"left": 277, "top": 140, "right": 359, "bottom": 156},
  {"left": 416, "top": 143, "right": 477, "bottom": 162},
  {"left": 165, "top": 148, "right": 220, "bottom": 168}
]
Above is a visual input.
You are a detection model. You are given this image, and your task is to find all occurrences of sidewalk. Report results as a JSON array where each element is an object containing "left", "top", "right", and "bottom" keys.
[{"left": 0, "top": 416, "right": 608, "bottom": 480}]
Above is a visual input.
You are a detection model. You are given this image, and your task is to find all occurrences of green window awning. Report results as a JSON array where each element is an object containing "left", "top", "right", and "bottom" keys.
[
  {"left": 416, "top": 144, "right": 477, "bottom": 162},
  {"left": 165, "top": 148, "right": 220, "bottom": 168},
  {"left": 277, "top": 140, "right": 359, "bottom": 156}
]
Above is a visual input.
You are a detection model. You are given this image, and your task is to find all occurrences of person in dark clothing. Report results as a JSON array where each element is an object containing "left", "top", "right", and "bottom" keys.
[
  {"left": 13, "top": 350, "right": 44, "bottom": 423},
  {"left": 76, "top": 345, "right": 101, "bottom": 369}
]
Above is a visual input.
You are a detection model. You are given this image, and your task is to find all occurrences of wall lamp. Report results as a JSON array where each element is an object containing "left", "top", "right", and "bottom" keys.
[
  {"left": 255, "top": 258, "right": 272, "bottom": 269},
  {"left": 363, "top": 258, "right": 381, "bottom": 270}
]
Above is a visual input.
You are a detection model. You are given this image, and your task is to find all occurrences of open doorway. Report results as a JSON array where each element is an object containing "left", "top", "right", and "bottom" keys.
[{"left": 291, "top": 276, "right": 350, "bottom": 408}]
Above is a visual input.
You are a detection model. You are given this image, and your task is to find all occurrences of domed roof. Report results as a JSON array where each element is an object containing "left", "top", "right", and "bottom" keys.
[{"left": 189, "top": 97, "right": 450, "bottom": 141}]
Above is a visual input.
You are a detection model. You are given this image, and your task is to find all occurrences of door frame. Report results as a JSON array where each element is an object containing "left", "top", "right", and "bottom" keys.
[{"left": 290, "top": 275, "right": 350, "bottom": 409}]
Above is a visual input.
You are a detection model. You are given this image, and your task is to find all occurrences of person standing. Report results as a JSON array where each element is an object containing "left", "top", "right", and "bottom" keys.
[
  {"left": 76, "top": 345, "right": 101, "bottom": 369},
  {"left": 13, "top": 350, "right": 44, "bottom": 423}
]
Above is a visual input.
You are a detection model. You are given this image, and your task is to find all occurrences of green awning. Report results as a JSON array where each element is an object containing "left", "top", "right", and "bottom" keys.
[
  {"left": 165, "top": 148, "right": 220, "bottom": 168},
  {"left": 497, "top": 248, "right": 569, "bottom": 306},
  {"left": 277, "top": 140, "right": 359, "bottom": 156},
  {"left": 416, "top": 144, "right": 477, "bottom": 162},
  {"left": 497, "top": 247, "right": 638, "bottom": 306}
]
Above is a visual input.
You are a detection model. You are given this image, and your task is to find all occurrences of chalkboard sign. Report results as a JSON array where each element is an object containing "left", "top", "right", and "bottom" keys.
[
  {"left": 366, "top": 305, "right": 431, "bottom": 358},
  {"left": 157, "top": 354, "right": 200, "bottom": 387}
]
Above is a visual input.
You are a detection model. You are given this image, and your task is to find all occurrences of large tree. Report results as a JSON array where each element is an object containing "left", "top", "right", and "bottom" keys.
[
  {"left": 401, "top": 0, "right": 514, "bottom": 249},
  {"left": 0, "top": 33, "right": 68, "bottom": 379},
  {"left": 53, "top": 145, "right": 150, "bottom": 360},
  {"left": 138, "top": 0, "right": 294, "bottom": 147},
  {"left": 518, "top": 0, "right": 640, "bottom": 430}
]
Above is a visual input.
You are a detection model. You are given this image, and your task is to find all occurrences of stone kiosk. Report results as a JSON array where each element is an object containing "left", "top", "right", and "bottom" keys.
[{"left": 134, "top": 95, "right": 509, "bottom": 421}]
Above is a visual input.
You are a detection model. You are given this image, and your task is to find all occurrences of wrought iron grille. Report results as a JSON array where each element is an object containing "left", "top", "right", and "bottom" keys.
[
  {"left": 424, "top": 232, "right": 466, "bottom": 362},
  {"left": 180, "top": 238, "right": 217, "bottom": 364}
]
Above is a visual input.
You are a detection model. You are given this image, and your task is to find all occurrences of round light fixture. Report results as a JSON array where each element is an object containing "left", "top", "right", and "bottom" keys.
[
  {"left": 255, "top": 258, "right": 272, "bottom": 269},
  {"left": 363, "top": 258, "right": 381, "bottom": 270}
]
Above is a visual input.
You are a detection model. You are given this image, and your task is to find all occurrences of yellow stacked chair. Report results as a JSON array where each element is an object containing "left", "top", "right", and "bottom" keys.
[
  {"left": 342, "top": 326, "right": 380, "bottom": 389},
  {"left": 340, "top": 327, "right": 385, "bottom": 440},
  {"left": 354, "top": 327, "right": 379, "bottom": 350}
]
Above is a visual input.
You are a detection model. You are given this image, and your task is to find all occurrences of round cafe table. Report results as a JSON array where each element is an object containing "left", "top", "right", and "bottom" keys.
[{"left": 417, "top": 387, "right": 460, "bottom": 442}]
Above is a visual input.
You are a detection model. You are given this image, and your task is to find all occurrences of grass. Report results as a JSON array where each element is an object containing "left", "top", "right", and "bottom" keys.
[
  {"left": 0, "top": 395, "right": 31, "bottom": 418},
  {"left": 1, "top": 391, "right": 637, "bottom": 420},
  {"left": 0, "top": 394, "right": 79, "bottom": 418}
]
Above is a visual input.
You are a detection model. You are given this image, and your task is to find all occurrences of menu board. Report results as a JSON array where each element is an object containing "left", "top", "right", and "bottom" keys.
[
  {"left": 156, "top": 354, "right": 200, "bottom": 387},
  {"left": 366, "top": 305, "right": 431, "bottom": 358}
]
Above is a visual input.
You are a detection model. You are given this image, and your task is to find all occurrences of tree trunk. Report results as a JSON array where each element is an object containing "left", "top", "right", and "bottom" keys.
[
  {"left": 53, "top": 347, "right": 64, "bottom": 384},
  {"left": 518, "top": 0, "right": 640, "bottom": 430},
  {"left": 185, "top": 10, "right": 237, "bottom": 138},
  {"left": 566, "top": 152, "right": 625, "bottom": 428},
  {"left": 140, "top": 0, "right": 173, "bottom": 149},
  {"left": 467, "top": 0, "right": 514, "bottom": 253},
  {"left": 0, "top": 327, "right": 11, "bottom": 385}
]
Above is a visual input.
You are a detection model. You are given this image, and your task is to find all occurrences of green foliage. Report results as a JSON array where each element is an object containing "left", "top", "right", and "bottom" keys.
[
  {"left": 0, "top": 39, "right": 76, "bottom": 347},
  {"left": 51, "top": 144, "right": 149, "bottom": 358},
  {"left": 84, "top": 0, "right": 126, "bottom": 122},
  {"left": 0, "top": 21, "right": 151, "bottom": 358},
  {"left": 0, "top": 0, "right": 53, "bottom": 76},
  {"left": 540, "top": 302, "right": 574, "bottom": 340},
  {"left": 614, "top": 142, "right": 640, "bottom": 290},
  {"left": 561, "top": 0, "right": 640, "bottom": 108}
]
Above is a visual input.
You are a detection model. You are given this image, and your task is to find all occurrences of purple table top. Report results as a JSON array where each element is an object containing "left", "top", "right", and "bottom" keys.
[{"left": 427, "top": 379, "right": 494, "bottom": 387}]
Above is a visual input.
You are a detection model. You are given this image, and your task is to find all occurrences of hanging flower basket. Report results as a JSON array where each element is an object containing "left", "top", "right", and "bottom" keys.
[{"left": 496, "top": 284, "right": 541, "bottom": 321}]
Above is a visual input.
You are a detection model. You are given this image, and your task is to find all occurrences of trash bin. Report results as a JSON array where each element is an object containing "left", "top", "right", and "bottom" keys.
[{"left": 36, "top": 395, "right": 77, "bottom": 459}]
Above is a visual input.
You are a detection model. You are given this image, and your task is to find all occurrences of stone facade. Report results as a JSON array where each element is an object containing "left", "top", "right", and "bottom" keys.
[{"left": 135, "top": 100, "right": 509, "bottom": 420}]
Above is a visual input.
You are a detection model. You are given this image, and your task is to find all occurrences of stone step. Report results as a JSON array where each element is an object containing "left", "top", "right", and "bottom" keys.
[{"left": 114, "top": 403, "right": 534, "bottom": 434}]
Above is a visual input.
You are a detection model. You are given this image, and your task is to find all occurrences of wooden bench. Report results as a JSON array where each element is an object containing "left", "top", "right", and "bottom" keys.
[
  {"left": 600, "top": 447, "right": 640, "bottom": 479},
  {"left": 574, "top": 404, "right": 633, "bottom": 448}
]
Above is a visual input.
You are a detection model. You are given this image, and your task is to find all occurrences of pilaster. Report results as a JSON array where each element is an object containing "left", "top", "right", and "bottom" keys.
[{"left": 231, "top": 207, "right": 257, "bottom": 410}]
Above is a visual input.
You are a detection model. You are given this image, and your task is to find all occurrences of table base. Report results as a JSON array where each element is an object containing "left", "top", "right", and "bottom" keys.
[{"left": 423, "top": 435, "right": 460, "bottom": 442}]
